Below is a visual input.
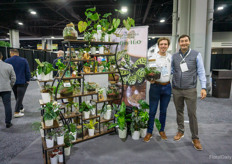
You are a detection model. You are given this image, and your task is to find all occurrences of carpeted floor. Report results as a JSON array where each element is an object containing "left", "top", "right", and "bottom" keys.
[{"left": 0, "top": 81, "right": 232, "bottom": 164}]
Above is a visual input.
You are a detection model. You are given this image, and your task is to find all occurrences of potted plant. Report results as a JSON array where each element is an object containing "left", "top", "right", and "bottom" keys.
[
  {"left": 86, "top": 82, "right": 97, "bottom": 92},
  {"left": 73, "top": 102, "right": 79, "bottom": 113},
  {"left": 137, "top": 100, "right": 149, "bottom": 138},
  {"left": 65, "top": 123, "right": 77, "bottom": 141},
  {"left": 83, "top": 62, "right": 91, "bottom": 73},
  {"left": 55, "top": 59, "right": 66, "bottom": 77},
  {"left": 83, "top": 119, "right": 98, "bottom": 137},
  {"left": 129, "top": 107, "right": 141, "bottom": 140},
  {"left": 108, "top": 102, "right": 129, "bottom": 139},
  {"left": 58, "top": 151, "right": 63, "bottom": 163},
  {"left": 49, "top": 153, "right": 58, "bottom": 164},
  {"left": 60, "top": 86, "right": 74, "bottom": 97},
  {"left": 35, "top": 59, "right": 55, "bottom": 81},
  {"left": 97, "top": 88, "right": 105, "bottom": 101},
  {"left": 66, "top": 101, "right": 73, "bottom": 116},
  {"left": 40, "top": 102, "right": 60, "bottom": 127},
  {"left": 55, "top": 127, "right": 65, "bottom": 145},
  {"left": 101, "top": 104, "right": 113, "bottom": 120},
  {"left": 45, "top": 131, "right": 55, "bottom": 148},
  {"left": 72, "top": 81, "right": 81, "bottom": 95},
  {"left": 64, "top": 132, "right": 74, "bottom": 156},
  {"left": 79, "top": 101, "right": 94, "bottom": 119},
  {"left": 40, "top": 84, "right": 53, "bottom": 103},
  {"left": 31, "top": 121, "right": 44, "bottom": 137},
  {"left": 144, "top": 66, "right": 161, "bottom": 81},
  {"left": 63, "top": 22, "right": 78, "bottom": 40}
]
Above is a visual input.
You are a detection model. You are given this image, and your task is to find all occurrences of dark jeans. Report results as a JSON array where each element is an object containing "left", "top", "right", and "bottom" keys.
[
  {"left": 147, "top": 83, "right": 171, "bottom": 134},
  {"left": 0, "top": 91, "right": 12, "bottom": 124},
  {"left": 12, "top": 83, "right": 28, "bottom": 113}
]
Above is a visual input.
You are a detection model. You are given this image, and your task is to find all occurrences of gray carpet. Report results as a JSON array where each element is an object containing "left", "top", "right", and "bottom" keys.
[{"left": 0, "top": 81, "right": 231, "bottom": 164}]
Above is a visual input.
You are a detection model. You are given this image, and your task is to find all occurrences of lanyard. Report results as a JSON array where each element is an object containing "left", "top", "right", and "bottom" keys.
[{"left": 179, "top": 48, "right": 191, "bottom": 63}]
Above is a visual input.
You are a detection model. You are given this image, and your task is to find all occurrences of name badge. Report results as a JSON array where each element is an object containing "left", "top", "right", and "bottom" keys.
[{"left": 180, "top": 62, "right": 189, "bottom": 72}]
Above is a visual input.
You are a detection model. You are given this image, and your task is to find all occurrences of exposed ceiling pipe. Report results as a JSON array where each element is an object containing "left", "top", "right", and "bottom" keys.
[
  {"left": 142, "top": 0, "right": 153, "bottom": 24},
  {"left": 171, "top": 0, "right": 178, "bottom": 54}
]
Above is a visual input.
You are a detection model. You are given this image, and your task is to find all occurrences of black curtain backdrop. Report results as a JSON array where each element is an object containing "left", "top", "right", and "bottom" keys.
[{"left": 211, "top": 54, "right": 232, "bottom": 71}]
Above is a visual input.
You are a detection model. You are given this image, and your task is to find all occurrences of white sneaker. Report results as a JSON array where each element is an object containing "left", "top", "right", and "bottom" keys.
[
  {"left": 14, "top": 112, "right": 24, "bottom": 118},
  {"left": 20, "top": 108, "right": 25, "bottom": 113}
]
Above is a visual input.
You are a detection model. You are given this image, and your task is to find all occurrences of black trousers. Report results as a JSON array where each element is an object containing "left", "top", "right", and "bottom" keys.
[
  {"left": 12, "top": 83, "right": 28, "bottom": 113},
  {"left": 0, "top": 91, "right": 12, "bottom": 124}
]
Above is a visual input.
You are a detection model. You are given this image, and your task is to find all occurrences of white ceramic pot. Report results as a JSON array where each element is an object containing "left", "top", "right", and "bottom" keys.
[
  {"left": 132, "top": 131, "right": 140, "bottom": 140},
  {"left": 50, "top": 155, "right": 58, "bottom": 164},
  {"left": 46, "top": 138, "right": 54, "bottom": 148},
  {"left": 72, "top": 132, "right": 77, "bottom": 141},
  {"left": 118, "top": 127, "right": 127, "bottom": 139},
  {"left": 41, "top": 92, "right": 51, "bottom": 103},
  {"left": 91, "top": 47, "right": 96, "bottom": 55},
  {"left": 140, "top": 128, "right": 147, "bottom": 138},
  {"left": 45, "top": 119, "right": 53, "bottom": 127},
  {"left": 104, "top": 34, "right": 109, "bottom": 42},
  {"left": 92, "top": 33, "right": 98, "bottom": 41},
  {"left": 91, "top": 108, "right": 96, "bottom": 115},
  {"left": 40, "top": 128, "right": 44, "bottom": 137},
  {"left": 58, "top": 154, "right": 63, "bottom": 163},
  {"left": 64, "top": 146, "right": 71, "bottom": 156},
  {"left": 49, "top": 71, "right": 53, "bottom": 80},
  {"left": 99, "top": 46, "right": 104, "bottom": 54},
  {"left": 41, "top": 72, "right": 50, "bottom": 81},
  {"left": 83, "top": 111, "right": 90, "bottom": 119},
  {"left": 104, "top": 110, "right": 112, "bottom": 120},
  {"left": 88, "top": 128, "right": 95, "bottom": 136},
  {"left": 56, "top": 135, "right": 64, "bottom": 145},
  {"left": 36, "top": 70, "right": 42, "bottom": 80}
]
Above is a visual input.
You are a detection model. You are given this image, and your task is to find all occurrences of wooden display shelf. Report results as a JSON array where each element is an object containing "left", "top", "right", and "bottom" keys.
[
  {"left": 72, "top": 129, "right": 115, "bottom": 144},
  {"left": 42, "top": 120, "right": 60, "bottom": 130},
  {"left": 42, "top": 137, "right": 65, "bottom": 151},
  {"left": 63, "top": 112, "right": 82, "bottom": 119},
  {"left": 56, "top": 91, "right": 98, "bottom": 100},
  {"left": 82, "top": 115, "right": 100, "bottom": 121},
  {"left": 91, "top": 98, "right": 120, "bottom": 103},
  {"left": 100, "top": 118, "right": 114, "bottom": 123},
  {"left": 62, "top": 40, "right": 119, "bottom": 45},
  {"left": 80, "top": 71, "right": 119, "bottom": 75},
  {"left": 38, "top": 79, "right": 54, "bottom": 83},
  {"left": 54, "top": 76, "right": 82, "bottom": 80},
  {"left": 90, "top": 53, "right": 115, "bottom": 56},
  {"left": 64, "top": 59, "right": 95, "bottom": 62}
]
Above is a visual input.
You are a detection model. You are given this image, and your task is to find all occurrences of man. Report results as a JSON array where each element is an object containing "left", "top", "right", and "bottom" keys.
[
  {"left": 5, "top": 49, "right": 30, "bottom": 118},
  {"left": 0, "top": 52, "right": 16, "bottom": 128},
  {"left": 53, "top": 50, "right": 64, "bottom": 77},
  {"left": 144, "top": 37, "right": 172, "bottom": 142},
  {"left": 172, "top": 34, "right": 207, "bottom": 151}
]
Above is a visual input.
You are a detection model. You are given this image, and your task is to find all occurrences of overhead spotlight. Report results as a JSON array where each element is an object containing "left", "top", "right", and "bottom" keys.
[
  {"left": 152, "top": 37, "right": 155, "bottom": 39},
  {"left": 51, "top": 36, "right": 55, "bottom": 39},
  {"left": 160, "top": 19, "right": 165, "bottom": 23},
  {"left": 148, "top": 38, "right": 151, "bottom": 40},
  {"left": 7, "top": 33, "right": 10, "bottom": 35},
  {"left": 18, "top": 22, "right": 23, "bottom": 25},
  {"left": 121, "top": 6, "right": 128, "bottom": 13},
  {"left": 217, "top": 6, "right": 224, "bottom": 11},
  {"left": 30, "top": 11, "right": 37, "bottom": 15}
]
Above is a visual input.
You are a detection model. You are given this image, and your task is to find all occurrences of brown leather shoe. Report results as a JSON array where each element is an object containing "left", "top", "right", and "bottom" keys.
[
  {"left": 144, "top": 133, "right": 152, "bottom": 142},
  {"left": 173, "top": 132, "right": 184, "bottom": 141},
  {"left": 159, "top": 131, "right": 167, "bottom": 140},
  {"left": 192, "top": 139, "right": 203, "bottom": 151}
]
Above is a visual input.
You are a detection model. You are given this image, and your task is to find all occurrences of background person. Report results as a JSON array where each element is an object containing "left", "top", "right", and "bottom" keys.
[
  {"left": 5, "top": 49, "right": 30, "bottom": 118},
  {"left": 0, "top": 52, "right": 16, "bottom": 127}
]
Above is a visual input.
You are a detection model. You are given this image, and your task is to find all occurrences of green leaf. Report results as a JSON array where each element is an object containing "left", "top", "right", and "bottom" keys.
[
  {"left": 113, "top": 18, "right": 120, "bottom": 29},
  {"left": 124, "top": 54, "right": 130, "bottom": 64},
  {"left": 78, "top": 21, "right": 88, "bottom": 33},
  {"left": 136, "top": 68, "right": 146, "bottom": 78},
  {"left": 128, "top": 74, "right": 137, "bottom": 85},
  {"left": 134, "top": 57, "right": 147, "bottom": 66},
  {"left": 155, "top": 118, "right": 161, "bottom": 131},
  {"left": 137, "top": 76, "right": 144, "bottom": 84},
  {"left": 120, "top": 69, "right": 130, "bottom": 76},
  {"left": 103, "top": 13, "right": 112, "bottom": 18},
  {"left": 90, "top": 13, "right": 99, "bottom": 21}
]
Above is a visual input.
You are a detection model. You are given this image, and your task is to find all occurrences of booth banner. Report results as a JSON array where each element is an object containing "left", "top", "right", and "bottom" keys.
[{"left": 112, "top": 26, "right": 148, "bottom": 107}]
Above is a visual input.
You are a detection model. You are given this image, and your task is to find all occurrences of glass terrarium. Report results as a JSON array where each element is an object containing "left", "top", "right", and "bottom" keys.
[{"left": 63, "top": 23, "right": 78, "bottom": 40}]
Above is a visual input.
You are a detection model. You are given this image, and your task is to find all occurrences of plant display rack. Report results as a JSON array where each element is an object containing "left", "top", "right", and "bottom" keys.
[{"left": 37, "top": 39, "right": 123, "bottom": 164}]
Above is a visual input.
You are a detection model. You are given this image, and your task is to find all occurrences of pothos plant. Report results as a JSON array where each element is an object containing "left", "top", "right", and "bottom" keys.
[
  {"left": 35, "top": 59, "right": 55, "bottom": 75},
  {"left": 116, "top": 50, "right": 147, "bottom": 85}
]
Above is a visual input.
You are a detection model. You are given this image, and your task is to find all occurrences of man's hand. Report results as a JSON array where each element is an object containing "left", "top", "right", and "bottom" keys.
[
  {"left": 201, "top": 89, "right": 207, "bottom": 100},
  {"left": 149, "top": 80, "right": 155, "bottom": 84}
]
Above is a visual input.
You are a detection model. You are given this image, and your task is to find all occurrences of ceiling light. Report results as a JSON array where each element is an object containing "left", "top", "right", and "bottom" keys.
[
  {"left": 148, "top": 38, "right": 151, "bottom": 40},
  {"left": 18, "top": 22, "right": 23, "bottom": 25},
  {"left": 152, "top": 37, "right": 155, "bottom": 39},
  {"left": 7, "top": 33, "right": 10, "bottom": 35},
  {"left": 160, "top": 19, "right": 165, "bottom": 23},
  {"left": 121, "top": 6, "right": 128, "bottom": 13},
  {"left": 217, "top": 6, "right": 224, "bottom": 11},
  {"left": 30, "top": 11, "right": 37, "bottom": 15},
  {"left": 51, "top": 36, "right": 55, "bottom": 39}
]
